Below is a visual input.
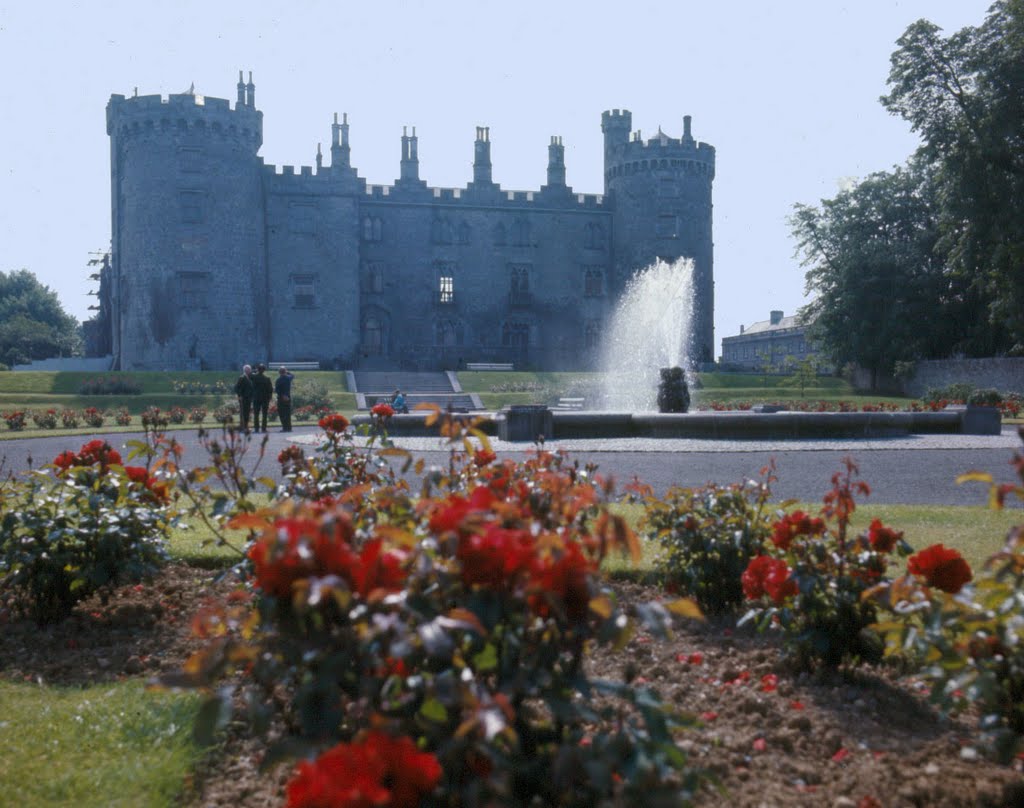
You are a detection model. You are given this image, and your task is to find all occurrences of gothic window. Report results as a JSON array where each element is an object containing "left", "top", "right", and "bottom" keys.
[
  {"left": 372, "top": 217, "right": 383, "bottom": 242},
  {"left": 584, "top": 321, "right": 601, "bottom": 350},
  {"left": 177, "top": 271, "right": 210, "bottom": 310},
  {"left": 584, "top": 222, "right": 605, "bottom": 250},
  {"left": 363, "top": 216, "right": 383, "bottom": 242},
  {"left": 178, "top": 147, "right": 202, "bottom": 173},
  {"left": 291, "top": 274, "right": 317, "bottom": 308},
  {"left": 439, "top": 275, "right": 454, "bottom": 304},
  {"left": 435, "top": 319, "right": 462, "bottom": 347},
  {"left": 431, "top": 217, "right": 453, "bottom": 245},
  {"left": 458, "top": 221, "right": 471, "bottom": 245},
  {"left": 583, "top": 268, "right": 604, "bottom": 298},
  {"left": 502, "top": 321, "right": 530, "bottom": 349},
  {"left": 492, "top": 222, "right": 506, "bottom": 246},
  {"left": 362, "top": 216, "right": 374, "bottom": 241},
  {"left": 363, "top": 262, "right": 384, "bottom": 293},
  {"left": 363, "top": 314, "right": 385, "bottom": 355}
]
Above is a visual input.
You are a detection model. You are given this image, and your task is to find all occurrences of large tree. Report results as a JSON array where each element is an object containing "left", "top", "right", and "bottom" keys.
[
  {"left": 792, "top": 161, "right": 960, "bottom": 388},
  {"left": 882, "top": 1, "right": 1024, "bottom": 352},
  {"left": 0, "top": 269, "right": 80, "bottom": 366}
]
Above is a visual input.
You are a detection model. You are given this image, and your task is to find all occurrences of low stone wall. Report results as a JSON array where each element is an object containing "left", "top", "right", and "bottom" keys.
[{"left": 902, "top": 358, "right": 1024, "bottom": 397}]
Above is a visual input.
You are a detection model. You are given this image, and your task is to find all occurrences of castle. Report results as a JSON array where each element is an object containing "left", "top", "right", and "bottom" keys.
[{"left": 103, "top": 73, "right": 715, "bottom": 371}]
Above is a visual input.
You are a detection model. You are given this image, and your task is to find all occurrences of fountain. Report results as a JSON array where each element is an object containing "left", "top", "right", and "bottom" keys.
[{"left": 600, "top": 257, "right": 696, "bottom": 410}]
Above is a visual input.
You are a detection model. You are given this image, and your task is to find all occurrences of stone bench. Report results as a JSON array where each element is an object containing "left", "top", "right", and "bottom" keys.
[
  {"left": 465, "top": 362, "right": 513, "bottom": 371},
  {"left": 267, "top": 361, "right": 320, "bottom": 371},
  {"left": 555, "top": 397, "right": 585, "bottom": 409}
]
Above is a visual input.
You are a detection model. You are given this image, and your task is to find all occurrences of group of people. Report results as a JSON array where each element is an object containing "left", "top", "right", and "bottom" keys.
[{"left": 233, "top": 364, "right": 295, "bottom": 433}]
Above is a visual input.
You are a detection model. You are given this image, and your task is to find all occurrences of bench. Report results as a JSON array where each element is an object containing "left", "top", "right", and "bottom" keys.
[
  {"left": 465, "top": 362, "right": 514, "bottom": 371},
  {"left": 267, "top": 361, "right": 320, "bottom": 371},
  {"left": 555, "top": 397, "right": 585, "bottom": 410}
]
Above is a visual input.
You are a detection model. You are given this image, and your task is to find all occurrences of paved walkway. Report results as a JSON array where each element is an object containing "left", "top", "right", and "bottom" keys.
[{"left": 1, "top": 425, "right": 1020, "bottom": 507}]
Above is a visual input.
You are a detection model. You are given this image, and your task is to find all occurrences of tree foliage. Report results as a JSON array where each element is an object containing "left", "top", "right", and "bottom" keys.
[
  {"left": 882, "top": 1, "right": 1024, "bottom": 352},
  {"left": 0, "top": 269, "right": 80, "bottom": 365}
]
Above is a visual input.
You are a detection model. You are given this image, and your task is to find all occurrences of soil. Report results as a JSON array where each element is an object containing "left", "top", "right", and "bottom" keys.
[{"left": 3, "top": 567, "right": 1024, "bottom": 807}]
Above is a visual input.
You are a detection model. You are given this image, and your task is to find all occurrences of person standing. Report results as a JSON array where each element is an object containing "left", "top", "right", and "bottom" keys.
[
  {"left": 275, "top": 366, "right": 295, "bottom": 432},
  {"left": 234, "top": 364, "right": 255, "bottom": 432},
  {"left": 252, "top": 363, "right": 274, "bottom": 433}
]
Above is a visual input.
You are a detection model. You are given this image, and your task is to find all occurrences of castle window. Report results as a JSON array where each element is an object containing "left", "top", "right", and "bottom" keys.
[
  {"left": 177, "top": 271, "right": 210, "bottom": 310},
  {"left": 178, "top": 190, "right": 203, "bottom": 224},
  {"left": 656, "top": 215, "right": 678, "bottom": 238},
  {"left": 431, "top": 217, "right": 453, "bottom": 245},
  {"left": 508, "top": 264, "right": 531, "bottom": 305},
  {"left": 584, "top": 321, "right": 601, "bottom": 350},
  {"left": 363, "top": 261, "right": 384, "bottom": 294},
  {"left": 435, "top": 319, "right": 463, "bottom": 347},
  {"left": 178, "top": 147, "right": 202, "bottom": 173},
  {"left": 291, "top": 274, "right": 317, "bottom": 309},
  {"left": 502, "top": 321, "right": 530, "bottom": 349},
  {"left": 492, "top": 223, "right": 506, "bottom": 246},
  {"left": 363, "top": 315, "right": 384, "bottom": 355},
  {"left": 439, "top": 275, "right": 454, "bottom": 304},
  {"left": 584, "top": 268, "right": 604, "bottom": 297},
  {"left": 584, "top": 222, "right": 605, "bottom": 250},
  {"left": 362, "top": 216, "right": 383, "bottom": 242},
  {"left": 458, "top": 221, "right": 471, "bottom": 245}
]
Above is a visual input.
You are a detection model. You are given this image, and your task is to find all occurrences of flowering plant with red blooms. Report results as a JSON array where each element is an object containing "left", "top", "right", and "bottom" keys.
[
  {"left": 286, "top": 731, "right": 441, "bottom": 808},
  {"left": 2, "top": 432, "right": 175, "bottom": 623},
  {"left": 907, "top": 543, "right": 973, "bottom": 593},
  {"left": 472, "top": 448, "right": 496, "bottom": 467},
  {"left": 318, "top": 413, "right": 350, "bottom": 435},
  {"left": 371, "top": 402, "right": 395, "bottom": 419},
  {"left": 741, "top": 458, "right": 912, "bottom": 669},
  {"left": 167, "top": 408, "right": 705, "bottom": 806}
]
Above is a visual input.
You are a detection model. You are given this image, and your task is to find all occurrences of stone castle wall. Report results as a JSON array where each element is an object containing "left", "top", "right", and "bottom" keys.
[{"left": 901, "top": 358, "right": 1024, "bottom": 397}]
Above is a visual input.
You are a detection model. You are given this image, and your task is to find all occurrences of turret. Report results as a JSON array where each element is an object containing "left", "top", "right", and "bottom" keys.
[
  {"left": 472, "top": 126, "right": 492, "bottom": 186},
  {"left": 399, "top": 126, "right": 420, "bottom": 182},
  {"left": 602, "top": 112, "right": 716, "bottom": 365},
  {"left": 245, "top": 71, "right": 255, "bottom": 107},
  {"left": 546, "top": 136, "right": 566, "bottom": 188},
  {"left": 237, "top": 70, "right": 245, "bottom": 106},
  {"left": 106, "top": 74, "right": 267, "bottom": 369},
  {"left": 331, "top": 112, "right": 351, "bottom": 171}
]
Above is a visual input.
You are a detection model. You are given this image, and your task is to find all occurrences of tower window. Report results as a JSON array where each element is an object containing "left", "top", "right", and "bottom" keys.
[
  {"left": 439, "top": 275, "right": 454, "bottom": 304},
  {"left": 178, "top": 271, "right": 210, "bottom": 309},
  {"left": 291, "top": 274, "right": 317, "bottom": 308},
  {"left": 584, "top": 321, "right": 601, "bottom": 349},
  {"left": 584, "top": 268, "right": 604, "bottom": 297},
  {"left": 179, "top": 190, "right": 203, "bottom": 224}
]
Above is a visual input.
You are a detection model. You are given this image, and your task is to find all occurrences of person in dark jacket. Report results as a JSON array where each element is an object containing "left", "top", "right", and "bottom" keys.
[
  {"left": 234, "top": 364, "right": 254, "bottom": 432},
  {"left": 275, "top": 366, "right": 295, "bottom": 432},
  {"left": 252, "top": 364, "right": 274, "bottom": 433}
]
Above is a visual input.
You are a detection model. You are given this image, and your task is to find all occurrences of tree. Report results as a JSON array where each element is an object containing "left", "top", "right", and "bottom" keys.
[
  {"left": 788, "top": 356, "right": 819, "bottom": 398},
  {"left": 882, "top": 2, "right": 1024, "bottom": 353},
  {"left": 792, "top": 161, "right": 957, "bottom": 389},
  {"left": 0, "top": 270, "right": 80, "bottom": 366}
]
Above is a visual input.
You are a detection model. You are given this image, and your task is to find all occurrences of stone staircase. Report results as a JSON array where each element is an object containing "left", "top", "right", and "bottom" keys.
[{"left": 350, "top": 371, "right": 482, "bottom": 411}]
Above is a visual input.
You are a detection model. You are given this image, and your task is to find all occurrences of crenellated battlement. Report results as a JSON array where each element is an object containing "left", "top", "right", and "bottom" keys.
[{"left": 107, "top": 86, "right": 262, "bottom": 149}]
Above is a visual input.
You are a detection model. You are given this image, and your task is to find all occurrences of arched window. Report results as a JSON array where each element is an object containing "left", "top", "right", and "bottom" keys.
[
  {"left": 511, "top": 218, "right": 530, "bottom": 247},
  {"left": 435, "top": 319, "right": 462, "bottom": 348},
  {"left": 372, "top": 217, "right": 383, "bottom": 242},
  {"left": 502, "top": 321, "right": 530, "bottom": 349},
  {"left": 492, "top": 222, "right": 506, "bottom": 246},
  {"left": 584, "top": 321, "right": 601, "bottom": 350},
  {"left": 458, "top": 221, "right": 471, "bottom": 245},
  {"left": 363, "top": 316, "right": 383, "bottom": 355},
  {"left": 584, "top": 268, "right": 604, "bottom": 297},
  {"left": 362, "top": 216, "right": 374, "bottom": 241}
]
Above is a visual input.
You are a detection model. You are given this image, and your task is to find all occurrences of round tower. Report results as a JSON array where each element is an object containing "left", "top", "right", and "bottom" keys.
[
  {"left": 602, "top": 111, "right": 716, "bottom": 365},
  {"left": 106, "top": 76, "right": 267, "bottom": 369}
]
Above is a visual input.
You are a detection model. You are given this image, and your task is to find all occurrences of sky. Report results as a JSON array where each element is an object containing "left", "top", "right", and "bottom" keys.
[{"left": 0, "top": 0, "right": 995, "bottom": 357}]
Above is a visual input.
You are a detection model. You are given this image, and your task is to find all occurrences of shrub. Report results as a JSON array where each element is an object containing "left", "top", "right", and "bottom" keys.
[
  {"left": 188, "top": 406, "right": 207, "bottom": 424},
  {"left": 640, "top": 465, "right": 776, "bottom": 614},
  {"left": 290, "top": 378, "right": 332, "bottom": 411},
  {"left": 141, "top": 407, "right": 169, "bottom": 429},
  {"left": 77, "top": 375, "right": 143, "bottom": 395},
  {"left": 924, "top": 383, "right": 974, "bottom": 405},
  {"left": 213, "top": 403, "right": 237, "bottom": 425},
  {"left": 0, "top": 438, "right": 174, "bottom": 623},
  {"left": 870, "top": 429, "right": 1024, "bottom": 760},
  {"left": 740, "top": 458, "right": 912, "bottom": 669},
  {"left": 171, "top": 378, "right": 229, "bottom": 395},
  {"left": 31, "top": 409, "right": 58, "bottom": 429},
  {"left": 0, "top": 362, "right": 8, "bottom": 371},
  {"left": 968, "top": 388, "right": 1003, "bottom": 408},
  {"left": 2, "top": 411, "right": 26, "bottom": 431},
  {"left": 83, "top": 407, "right": 105, "bottom": 428},
  {"left": 60, "top": 408, "right": 80, "bottom": 429},
  {"left": 114, "top": 407, "right": 132, "bottom": 426},
  {"left": 165, "top": 414, "right": 706, "bottom": 806},
  {"left": 168, "top": 406, "right": 187, "bottom": 424}
]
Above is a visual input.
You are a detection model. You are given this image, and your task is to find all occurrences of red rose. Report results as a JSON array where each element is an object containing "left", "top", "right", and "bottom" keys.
[
  {"left": 529, "top": 541, "right": 594, "bottom": 621},
  {"left": 742, "top": 555, "right": 797, "bottom": 605},
  {"left": 285, "top": 731, "right": 441, "bottom": 808},
  {"left": 427, "top": 486, "right": 496, "bottom": 534},
  {"left": 473, "top": 449, "right": 497, "bottom": 467},
  {"left": 457, "top": 525, "right": 534, "bottom": 588},
  {"left": 371, "top": 402, "right": 395, "bottom": 418},
  {"left": 770, "top": 510, "right": 826, "bottom": 551},
  {"left": 867, "top": 518, "right": 902, "bottom": 553},
  {"left": 907, "top": 543, "right": 973, "bottom": 593},
  {"left": 318, "top": 413, "right": 350, "bottom": 434}
]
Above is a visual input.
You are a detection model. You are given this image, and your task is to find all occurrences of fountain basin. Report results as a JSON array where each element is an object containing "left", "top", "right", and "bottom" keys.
[{"left": 350, "top": 406, "right": 996, "bottom": 441}]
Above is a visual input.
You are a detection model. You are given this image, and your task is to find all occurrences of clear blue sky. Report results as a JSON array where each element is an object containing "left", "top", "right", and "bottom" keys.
[{"left": 0, "top": 0, "right": 993, "bottom": 357}]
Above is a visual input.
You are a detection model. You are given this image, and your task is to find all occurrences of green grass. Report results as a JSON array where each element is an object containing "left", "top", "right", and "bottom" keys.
[{"left": 0, "top": 680, "right": 201, "bottom": 807}]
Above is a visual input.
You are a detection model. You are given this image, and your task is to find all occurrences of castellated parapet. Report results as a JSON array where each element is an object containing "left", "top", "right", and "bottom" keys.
[{"left": 105, "top": 77, "right": 714, "bottom": 371}]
